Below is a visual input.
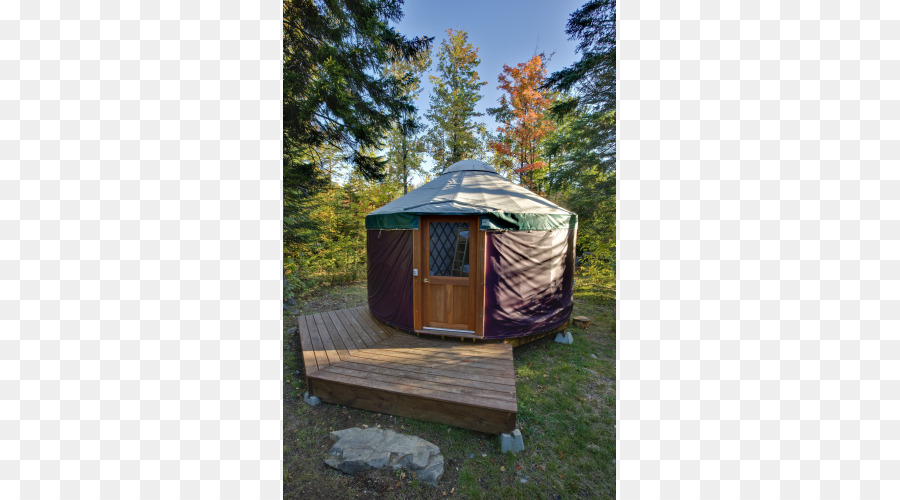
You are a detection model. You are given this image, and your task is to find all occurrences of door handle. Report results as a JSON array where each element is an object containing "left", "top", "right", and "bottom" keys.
[{"left": 423, "top": 278, "right": 429, "bottom": 283}]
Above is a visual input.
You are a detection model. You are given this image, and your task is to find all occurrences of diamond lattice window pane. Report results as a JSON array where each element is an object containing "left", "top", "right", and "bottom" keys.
[{"left": 429, "top": 222, "right": 469, "bottom": 276}]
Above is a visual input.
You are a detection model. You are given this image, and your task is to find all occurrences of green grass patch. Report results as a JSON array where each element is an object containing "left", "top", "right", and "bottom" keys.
[{"left": 283, "top": 274, "right": 615, "bottom": 499}]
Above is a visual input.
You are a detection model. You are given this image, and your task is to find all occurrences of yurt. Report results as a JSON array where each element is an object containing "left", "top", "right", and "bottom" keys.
[{"left": 365, "top": 160, "right": 577, "bottom": 341}]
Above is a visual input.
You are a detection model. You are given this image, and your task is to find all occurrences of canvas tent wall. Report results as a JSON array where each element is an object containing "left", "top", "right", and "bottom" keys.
[{"left": 365, "top": 160, "right": 577, "bottom": 340}]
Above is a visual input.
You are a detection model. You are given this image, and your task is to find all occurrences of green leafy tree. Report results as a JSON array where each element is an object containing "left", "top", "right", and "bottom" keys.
[{"left": 424, "top": 28, "right": 488, "bottom": 172}]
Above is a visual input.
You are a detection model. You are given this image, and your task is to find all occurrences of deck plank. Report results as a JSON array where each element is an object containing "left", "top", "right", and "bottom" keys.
[
  {"left": 297, "top": 315, "right": 319, "bottom": 375},
  {"left": 349, "top": 347, "right": 512, "bottom": 376},
  {"left": 380, "top": 335, "right": 514, "bottom": 360},
  {"left": 361, "top": 344, "right": 513, "bottom": 374},
  {"left": 298, "top": 305, "right": 519, "bottom": 433},
  {"left": 330, "top": 360, "right": 516, "bottom": 404},
  {"left": 345, "top": 350, "right": 515, "bottom": 386},
  {"left": 305, "top": 314, "right": 331, "bottom": 371},
  {"left": 312, "top": 313, "right": 341, "bottom": 367},
  {"left": 377, "top": 337, "right": 512, "bottom": 360},
  {"left": 338, "top": 307, "right": 383, "bottom": 347},
  {"left": 384, "top": 337, "right": 512, "bottom": 359},
  {"left": 322, "top": 311, "right": 354, "bottom": 359},
  {"left": 312, "top": 379, "right": 516, "bottom": 434},
  {"left": 350, "top": 306, "right": 394, "bottom": 341},
  {"left": 345, "top": 306, "right": 394, "bottom": 342},
  {"left": 329, "top": 309, "right": 367, "bottom": 351},
  {"left": 315, "top": 368, "right": 517, "bottom": 412}
]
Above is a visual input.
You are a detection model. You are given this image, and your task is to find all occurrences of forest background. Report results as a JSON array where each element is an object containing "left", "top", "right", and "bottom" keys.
[{"left": 283, "top": 0, "right": 615, "bottom": 300}]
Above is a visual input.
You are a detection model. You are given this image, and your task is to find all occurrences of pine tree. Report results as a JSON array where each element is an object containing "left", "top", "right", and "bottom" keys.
[
  {"left": 384, "top": 47, "right": 432, "bottom": 194},
  {"left": 546, "top": 0, "right": 615, "bottom": 116},
  {"left": 283, "top": 0, "right": 432, "bottom": 254},
  {"left": 282, "top": 0, "right": 432, "bottom": 188},
  {"left": 545, "top": 0, "right": 616, "bottom": 276},
  {"left": 424, "top": 28, "right": 488, "bottom": 172},
  {"left": 283, "top": 0, "right": 432, "bottom": 296}
]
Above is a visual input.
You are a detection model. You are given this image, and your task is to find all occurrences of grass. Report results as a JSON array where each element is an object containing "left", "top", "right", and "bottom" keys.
[{"left": 283, "top": 275, "right": 615, "bottom": 499}]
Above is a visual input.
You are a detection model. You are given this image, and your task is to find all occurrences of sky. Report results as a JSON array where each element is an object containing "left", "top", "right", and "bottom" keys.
[{"left": 390, "top": 0, "right": 586, "bottom": 175}]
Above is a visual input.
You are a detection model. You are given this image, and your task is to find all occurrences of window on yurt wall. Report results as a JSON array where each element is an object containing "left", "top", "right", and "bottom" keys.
[{"left": 429, "top": 222, "right": 470, "bottom": 277}]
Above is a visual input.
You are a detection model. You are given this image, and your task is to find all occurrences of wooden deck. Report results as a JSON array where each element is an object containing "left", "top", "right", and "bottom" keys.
[{"left": 297, "top": 306, "right": 517, "bottom": 434}]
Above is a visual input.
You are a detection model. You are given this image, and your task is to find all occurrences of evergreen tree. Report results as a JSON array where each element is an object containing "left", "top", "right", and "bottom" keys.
[
  {"left": 545, "top": 0, "right": 616, "bottom": 276},
  {"left": 282, "top": 0, "right": 431, "bottom": 187},
  {"left": 384, "top": 47, "right": 432, "bottom": 194},
  {"left": 424, "top": 28, "right": 488, "bottom": 172},
  {"left": 546, "top": 0, "right": 615, "bottom": 117},
  {"left": 282, "top": 0, "right": 431, "bottom": 252}
]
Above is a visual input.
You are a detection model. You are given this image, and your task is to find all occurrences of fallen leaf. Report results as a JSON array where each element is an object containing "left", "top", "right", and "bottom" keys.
[
  {"left": 401, "top": 472, "right": 406, "bottom": 479},
  {"left": 490, "top": 458, "right": 496, "bottom": 464},
  {"left": 500, "top": 466, "right": 506, "bottom": 472},
  {"left": 557, "top": 451, "right": 563, "bottom": 458},
  {"left": 558, "top": 473, "right": 563, "bottom": 479},
  {"left": 395, "top": 481, "right": 401, "bottom": 488},
  {"left": 451, "top": 488, "right": 456, "bottom": 493}
]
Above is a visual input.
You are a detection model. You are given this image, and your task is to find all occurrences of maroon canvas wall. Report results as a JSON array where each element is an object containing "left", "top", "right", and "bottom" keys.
[
  {"left": 483, "top": 229, "right": 576, "bottom": 339},
  {"left": 366, "top": 229, "right": 414, "bottom": 330}
]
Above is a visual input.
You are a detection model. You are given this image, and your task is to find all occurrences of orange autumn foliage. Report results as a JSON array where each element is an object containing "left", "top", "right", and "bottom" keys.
[{"left": 489, "top": 54, "right": 556, "bottom": 190}]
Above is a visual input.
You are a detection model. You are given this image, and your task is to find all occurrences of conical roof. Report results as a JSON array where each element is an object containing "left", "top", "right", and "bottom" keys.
[{"left": 366, "top": 160, "right": 576, "bottom": 231}]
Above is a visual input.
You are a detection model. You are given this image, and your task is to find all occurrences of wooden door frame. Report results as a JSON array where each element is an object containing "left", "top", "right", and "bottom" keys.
[{"left": 413, "top": 215, "right": 485, "bottom": 338}]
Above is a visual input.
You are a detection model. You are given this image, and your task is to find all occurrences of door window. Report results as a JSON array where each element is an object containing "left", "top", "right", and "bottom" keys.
[{"left": 429, "top": 222, "right": 470, "bottom": 277}]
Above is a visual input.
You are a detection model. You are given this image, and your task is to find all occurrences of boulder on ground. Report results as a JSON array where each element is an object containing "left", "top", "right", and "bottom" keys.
[{"left": 324, "top": 427, "right": 444, "bottom": 486}]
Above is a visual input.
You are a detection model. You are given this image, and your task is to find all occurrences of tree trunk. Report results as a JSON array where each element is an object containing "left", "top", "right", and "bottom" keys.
[{"left": 402, "top": 134, "right": 409, "bottom": 194}]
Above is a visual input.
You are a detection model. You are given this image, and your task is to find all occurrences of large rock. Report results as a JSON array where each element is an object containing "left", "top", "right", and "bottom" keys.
[{"left": 324, "top": 427, "right": 444, "bottom": 485}]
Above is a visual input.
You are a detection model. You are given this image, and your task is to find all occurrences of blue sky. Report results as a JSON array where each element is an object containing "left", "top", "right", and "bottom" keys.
[{"left": 391, "top": 0, "right": 586, "bottom": 174}]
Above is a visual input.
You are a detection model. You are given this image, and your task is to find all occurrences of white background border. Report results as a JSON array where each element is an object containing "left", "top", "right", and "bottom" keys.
[
  {"left": 618, "top": 1, "right": 896, "bottom": 498},
  {"left": 1, "top": 1, "right": 282, "bottom": 498}
]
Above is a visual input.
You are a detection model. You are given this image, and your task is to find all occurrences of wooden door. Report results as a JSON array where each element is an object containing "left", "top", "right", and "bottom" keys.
[{"left": 420, "top": 216, "right": 479, "bottom": 335}]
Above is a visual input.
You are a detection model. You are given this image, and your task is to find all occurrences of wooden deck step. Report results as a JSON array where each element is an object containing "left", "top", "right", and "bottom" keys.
[{"left": 297, "top": 306, "right": 517, "bottom": 434}]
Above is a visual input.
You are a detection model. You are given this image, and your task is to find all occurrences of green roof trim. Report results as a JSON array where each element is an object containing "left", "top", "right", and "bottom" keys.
[
  {"left": 479, "top": 212, "right": 578, "bottom": 231},
  {"left": 365, "top": 213, "right": 419, "bottom": 230}
]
